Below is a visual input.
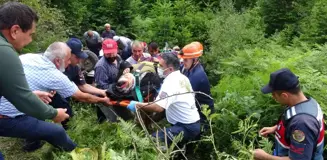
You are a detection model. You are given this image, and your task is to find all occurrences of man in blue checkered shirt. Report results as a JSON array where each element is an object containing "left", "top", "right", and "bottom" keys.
[{"left": 0, "top": 42, "right": 111, "bottom": 152}]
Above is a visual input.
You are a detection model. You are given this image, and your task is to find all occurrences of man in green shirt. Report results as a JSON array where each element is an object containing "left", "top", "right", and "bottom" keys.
[{"left": 0, "top": 2, "right": 71, "bottom": 157}]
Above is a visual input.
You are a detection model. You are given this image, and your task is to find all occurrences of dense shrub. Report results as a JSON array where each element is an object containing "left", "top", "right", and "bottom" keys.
[
  {"left": 8, "top": 0, "right": 67, "bottom": 52},
  {"left": 202, "top": 1, "right": 265, "bottom": 85}
]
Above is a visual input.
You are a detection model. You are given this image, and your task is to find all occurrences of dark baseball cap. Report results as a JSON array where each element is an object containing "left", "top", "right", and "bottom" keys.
[
  {"left": 66, "top": 38, "right": 88, "bottom": 59},
  {"left": 261, "top": 68, "right": 299, "bottom": 94}
]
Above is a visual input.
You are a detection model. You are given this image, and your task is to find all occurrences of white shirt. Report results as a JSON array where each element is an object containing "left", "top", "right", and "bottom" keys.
[
  {"left": 126, "top": 53, "right": 151, "bottom": 65},
  {"left": 155, "top": 71, "right": 200, "bottom": 125}
]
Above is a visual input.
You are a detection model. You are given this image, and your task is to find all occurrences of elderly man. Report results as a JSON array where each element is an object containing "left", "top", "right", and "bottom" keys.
[
  {"left": 83, "top": 30, "right": 102, "bottom": 56},
  {"left": 126, "top": 40, "right": 151, "bottom": 65},
  {"left": 128, "top": 52, "right": 201, "bottom": 145},
  {"left": 101, "top": 23, "right": 116, "bottom": 39},
  {"left": 50, "top": 38, "right": 108, "bottom": 129}
]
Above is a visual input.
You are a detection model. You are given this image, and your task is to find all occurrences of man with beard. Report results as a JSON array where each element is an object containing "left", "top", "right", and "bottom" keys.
[
  {"left": 94, "top": 39, "right": 134, "bottom": 122},
  {"left": 95, "top": 39, "right": 122, "bottom": 89},
  {"left": 49, "top": 38, "right": 108, "bottom": 129}
]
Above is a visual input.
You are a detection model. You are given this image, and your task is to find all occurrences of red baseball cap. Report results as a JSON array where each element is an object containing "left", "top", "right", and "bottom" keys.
[{"left": 102, "top": 39, "right": 118, "bottom": 54}]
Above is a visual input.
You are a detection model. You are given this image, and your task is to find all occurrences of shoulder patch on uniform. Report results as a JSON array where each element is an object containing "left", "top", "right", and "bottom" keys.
[
  {"left": 292, "top": 130, "right": 305, "bottom": 142},
  {"left": 159, "top": 91, "right": 168, "bottom": 99}
]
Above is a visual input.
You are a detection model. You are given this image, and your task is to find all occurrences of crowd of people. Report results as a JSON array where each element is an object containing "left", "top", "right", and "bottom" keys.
[{"left": 0, "top": 2, "right": 324, "bottom": 160}]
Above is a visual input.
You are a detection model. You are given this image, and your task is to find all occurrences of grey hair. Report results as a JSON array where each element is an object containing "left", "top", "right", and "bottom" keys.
[
  {"left": 161, "top": 52, "right": 180, "bottom": 71},
  {"left": 131, "top": 40, "right": 144, "bottom": 49},
  {"left": 43, "top": 42, "right": 70, "bottom": 61}
]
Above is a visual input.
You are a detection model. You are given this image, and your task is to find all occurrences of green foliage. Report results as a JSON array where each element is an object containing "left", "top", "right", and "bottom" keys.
[
  {"left": 2, "top": 0, "right": 327, "bottom": 159},
  {"left": 14, "top": 0, "right": 67, "bottom": 52},
  {"left": 299, "top": 0, "right": 327, "bottom": 44},
  {"left": 52, "top": 103, "right": 158, "bottom": 160},
  {"left": 258, "top": 0, "right": 314, "bottom": 37},
  {"left": 206, "top": 39, "right": 327, "bottom": 157},
  {"left": 131, "top": 0, "right": 214, "bottom": 47},
  {"left": 202, "top": 0, "right": 265, "bottom": 84}
]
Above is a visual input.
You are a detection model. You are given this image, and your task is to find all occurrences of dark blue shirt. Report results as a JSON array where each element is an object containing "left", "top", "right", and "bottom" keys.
[
  {"left": 94, "top": 57, "right": 120, "bottom": 89},
  {"left": 274, "top": 98, "right": 324, "bottom": 160},
  {"left": 101, "top": 30, "right": 116, "bottom": 39},
  {"left": 64, "top": 65, "right": 86, "bottom": 86},
  {"left": 275, "top": 114, "right": 323, "bottom": 160},
  {"left": 181, "top": 63, "right": 214, "bottom": 111}
]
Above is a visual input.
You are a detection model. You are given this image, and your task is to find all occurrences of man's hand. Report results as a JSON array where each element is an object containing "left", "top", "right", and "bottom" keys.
[
  {"left": 52, "top": 108, "right": 69, "bottom": 123},
  {"left": 33, "top": 90, "right": 56, "bottom": 104},
  {"left": 100, "top": 97, "right": 111, "bottom": 106},
  {"left": 127, "top": 101, "right": 138, "bottom": 112},
  {"left": 100, "top": 90, "right": 107, "bottom": 97},
  {"left": 123, "top": 68, "right": 130, "bottom": 74},
  {"left": 253, "top": 149, "right": 270, "bottom": 160},
  {"left": 259, "top": 125, "right": 277, "bottom": 137}
]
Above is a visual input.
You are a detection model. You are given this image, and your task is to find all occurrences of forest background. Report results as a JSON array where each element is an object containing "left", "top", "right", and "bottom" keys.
[{"left": 1, "top": 0, "right": 327, "bottom": 159}]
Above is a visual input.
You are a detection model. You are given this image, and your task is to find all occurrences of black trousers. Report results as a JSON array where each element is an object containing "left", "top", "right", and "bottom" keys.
[{"left": 49, "top": 93, "right": 73, "bottom": 130}]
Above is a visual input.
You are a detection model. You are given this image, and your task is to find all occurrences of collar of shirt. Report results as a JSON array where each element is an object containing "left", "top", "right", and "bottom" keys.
[
  {"left": 0, "top": 32, "right": 8, "bottom": 43},
  {"left": 164, "top": 70, "right": 181, "bottom": 82}
]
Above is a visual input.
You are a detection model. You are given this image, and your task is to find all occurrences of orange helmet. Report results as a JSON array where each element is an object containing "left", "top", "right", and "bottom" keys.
[{"left": 179, "top": 42, "right": 203, "bottom": 59}]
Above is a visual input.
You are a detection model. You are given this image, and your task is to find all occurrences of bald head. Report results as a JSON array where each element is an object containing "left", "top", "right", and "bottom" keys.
[
  {"left": 43, "top": 42, "right": 71, "bottom": 72},
  {"left": 87, "top": 30, "right": 94, "bottom": 37}
]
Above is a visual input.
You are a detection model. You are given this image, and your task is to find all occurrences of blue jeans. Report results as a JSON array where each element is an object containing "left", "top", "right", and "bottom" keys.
[
  {"left": 0, "top": 152, "right": 3, "bottom": 160},
  {"left": 0, "top": 115, "right": 76, "bottom": 151},
  {"left": 152, "top": 121, "right": 201, "bottom": 146}
]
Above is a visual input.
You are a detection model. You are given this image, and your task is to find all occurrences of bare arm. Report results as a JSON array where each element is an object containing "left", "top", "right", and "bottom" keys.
[
  {"left": 266, "top": 156, "right": 290, "bottom": 160},
  {"left": 136, "top": 102, "right": 164, "bottom": 113},
  {"left": 72, "top": 90, "right": 109, "bottom": 104},
  {"left": 78, "top": 84, "right": 106, "bottom": 97},
  {"left": 253, "top": 149, "right": 290, "bottom": 160}
]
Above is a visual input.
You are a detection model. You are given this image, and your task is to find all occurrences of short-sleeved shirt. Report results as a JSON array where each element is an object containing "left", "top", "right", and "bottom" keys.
[
  {"left": 275, "top": 114, "right": 323, "bottom": 160},
  {"left": 64, "top": 65, "right": 86, "bottom": 86},
  {"left": 0, "top": 54, "right": 78, "bottom": 117},
  {"left": 274, "top": 98, "right": 324, "bottom": 160},
  {"left": 155, "top": 70, "right": 200, "bottom": 125}
]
